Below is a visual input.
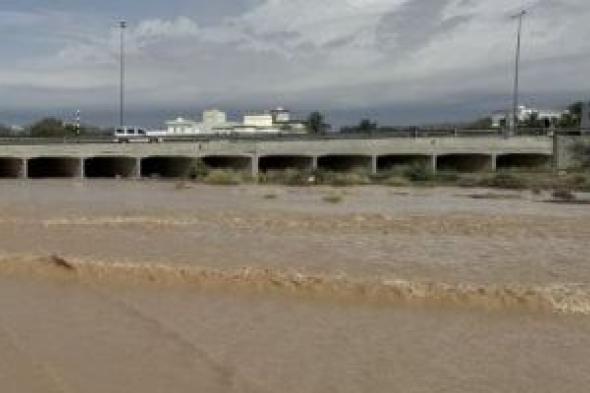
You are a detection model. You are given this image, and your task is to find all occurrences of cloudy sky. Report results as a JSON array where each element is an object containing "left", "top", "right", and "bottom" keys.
[{"left": 0, "top": 0, "right": 588, "bottom": 128}]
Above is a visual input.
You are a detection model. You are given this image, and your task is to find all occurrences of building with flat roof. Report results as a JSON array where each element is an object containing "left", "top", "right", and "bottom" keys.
[
  {"left": 165, "top": 117, "right": 199, "bottom": 134},
  {"left": 244, "top": 113, "right": 274, "bottom": 128},
  {"left": 164, "top": 107, "right": 309, "bottom": 135},
  {"left": 202, "top": 109, "right": 227, "bottom": 127},
  {"left": 491, "top": 105, "right": 567, "bottom": 128},
  {"left": 271, "top": 107, "right": 291, "bottom": 123}
]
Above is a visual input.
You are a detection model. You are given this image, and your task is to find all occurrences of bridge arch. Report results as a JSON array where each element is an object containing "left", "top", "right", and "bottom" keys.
[
  {"left": 200, "top": 155, "right": 253, "bottom": 172},
  {"left": 436, "top": 154, "right": 494, "bottom": 172},
  {"left": 496, "top": 153, "right": 552, "bottom": 170},
  {"left": 377, "top": 154, "right": 432, "bottom": 172},
  {"left": 0, "top": 158, "right": 25, "bottom": 178},
  {"left": 27, "top": 157, "right": 82, "bottom": 178},
  {"left": 85, "top": 156, "right": 138, "bottom": 178},
  {"left": 140, "top": 156, "right": 197, "bottom": 179},
  {"left": 259, "top": 155, "right": 314, "bottom": 173},
  {"left": 317, "top": 154, "right": 372, "bottom": 172}
]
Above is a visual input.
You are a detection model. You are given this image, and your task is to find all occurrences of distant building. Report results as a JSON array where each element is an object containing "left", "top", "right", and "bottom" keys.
[
  {"left": 244, "top": 113, "right": 274, "bottom": 128},
  {"left": 163, "top": 107, "right": 308, "bottom": 135},
  {"left": 271, "top": 107, "right": 291, "bottom": 123},
  {"left": 491, "top": 105, "right": 567, "bottom": 128},
  {"left": 202, "top": 109, "right": 227, "bottom": 128},
  {"left": 10, "top": 125, "right": 24, "bottom": 134},
  {"left": 165, "top": 117, "right": 199, "bottom": 134}
]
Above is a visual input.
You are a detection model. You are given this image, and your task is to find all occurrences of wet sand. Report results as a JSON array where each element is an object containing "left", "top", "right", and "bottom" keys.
[{"left": 0, "top": 180, "right": 589, "bottom": 392}]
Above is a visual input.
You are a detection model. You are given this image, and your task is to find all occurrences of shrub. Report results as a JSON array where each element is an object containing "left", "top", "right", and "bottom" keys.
[
  {"left": 436, "top": 171, "right": 460, "bottom": 183},
  {"left": 382, "top": 176, "right": 411, "bottom": 187},
  {"left": 323, "top": 194, "right": 343, "bottom": 204},
  {"left": 456, "top": 175, "right": 485, "bottom": 188},
  {"left": 403, "top": 164, "right": 435, "bottom": 182},
  {"left": 313, "top": 170, "right": 370, "bottom": 187},
  {"left": 484, "top": 172, "right": 528, "bottom": 189},
  {"left": 261, "top": 169, "right": 313, "bottom": 186},
  {"left": 187, "top": 159, "right": 209, "bottom": 180},
  {"left": 572, "top": 142, "right": 590, "bottom": 168},
  {"left": 552, "top": 188, "right": 576, "bottom": 201},
  {"left": 203, "top": 170, "right": 244, "bottom": 185}
]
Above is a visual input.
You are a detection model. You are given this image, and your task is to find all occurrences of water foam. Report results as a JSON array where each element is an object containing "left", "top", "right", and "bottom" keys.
[{"left": 1, "top": 255, "right": 589, "bottom": 315}]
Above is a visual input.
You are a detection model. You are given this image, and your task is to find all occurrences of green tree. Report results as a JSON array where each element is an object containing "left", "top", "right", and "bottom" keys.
[
  {"left": 559, "top": 101, "right": 585, "bottom": 128},
  {"left": 467, "top": 117, "right": 493, "bottom": 129},
  {"left": 28, "top": 118, "right": 72, "bottom": 137},
  {"left": 0, "top": 124, "right": 12, "bottom": 137},
  {"left": 306, "top": 112, "right": 329, "bottom": 134},
  {"left": 358, "top": 119, "right": 378, "bottom": 133}
]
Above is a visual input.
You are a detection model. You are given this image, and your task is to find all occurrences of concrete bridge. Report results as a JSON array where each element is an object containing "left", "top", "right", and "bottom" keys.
[{"left": 0, "top": 136, "right": 554, "bottom": 179}]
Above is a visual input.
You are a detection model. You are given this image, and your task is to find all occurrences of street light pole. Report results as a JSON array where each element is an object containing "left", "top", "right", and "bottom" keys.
[
  {"left": 119, "top": 20, "right": 127, "bottom": 129},
  {"left": 509, "top": 10, "right": 526, "bottom": 137}
]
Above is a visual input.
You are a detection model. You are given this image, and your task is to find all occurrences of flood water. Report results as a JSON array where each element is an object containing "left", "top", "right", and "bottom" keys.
[{"left": 0, "top": 180, "right": 589, "bottom": 392}]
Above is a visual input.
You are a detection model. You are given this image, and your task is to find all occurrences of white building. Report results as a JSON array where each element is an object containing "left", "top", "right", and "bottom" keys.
[
  {"left": 202, "top": 109, "right": 227, "bottom": 127},
  {"left": 165, "top": 117, "right": 199, "bottom": 134},
  {"left": 243, "top": 113, "right": 274, "bottom": 128},
  {"left": 491, "top": 105, "right": 567, "bottom": 128},
  {"left": 163, "top": 108, "right": 308, "bottom": 135},
  {"left": 271, "top": 107, "right": 291, "bottom": 123}
]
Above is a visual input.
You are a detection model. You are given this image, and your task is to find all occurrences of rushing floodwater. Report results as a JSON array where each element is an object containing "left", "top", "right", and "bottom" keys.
[{"left": 0, "top": 180, "right": 589, "bottom": 392}]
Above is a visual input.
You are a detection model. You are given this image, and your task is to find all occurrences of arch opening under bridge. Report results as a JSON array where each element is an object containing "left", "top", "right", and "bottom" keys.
[
  {"left": 317, "top": 155, "right": 372, "bottom": 172},
  {"left": 28, "top": 157, "right": 82, "bottom": 179},
  {"left": 0, "top": 158, "right": 24, "bottom": 178},
  {"left": 496, "top": 154, "right": 552, "bottom": 171},
  {"left": 436, "top": 154, "right": 494, "bottom": 173},
  {"left": 85, "top": 157, "right": 138, "bottom": 178},
  {"left": 201, "top": 155, "right": 253, "bottom": 172},
  {"left": 259, "top": 155, "right": 314, "bottom": 173},
  {"left": 141, "top": 156, "right": 197, "bottom": 179}
]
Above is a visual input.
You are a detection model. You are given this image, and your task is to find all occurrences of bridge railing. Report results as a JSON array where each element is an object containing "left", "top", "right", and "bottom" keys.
[{"left": 0, "top": 128, "right": 577, "bottom": 145}]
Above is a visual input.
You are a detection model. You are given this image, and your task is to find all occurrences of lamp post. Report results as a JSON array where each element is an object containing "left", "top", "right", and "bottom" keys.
[
  {"left": 119, "top": 20, "right": 127, "bottom": 128},
  {"left": 509, "top": 9, "right": 527, "bottom": 137}
]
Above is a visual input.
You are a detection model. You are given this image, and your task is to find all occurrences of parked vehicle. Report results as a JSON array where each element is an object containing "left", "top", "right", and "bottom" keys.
[{"left": 114, "top": 127, "right": 163, "bottom": 143}]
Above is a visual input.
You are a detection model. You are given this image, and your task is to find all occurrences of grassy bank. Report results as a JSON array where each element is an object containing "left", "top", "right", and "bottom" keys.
[{"left": 184, "top": 160, "right": 590, "bottom": 192}]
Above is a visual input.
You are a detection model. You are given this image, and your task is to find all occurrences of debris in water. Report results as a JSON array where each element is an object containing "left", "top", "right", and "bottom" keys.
[{"left": 48, "top": 255, "right": 76, "bottom": 271}]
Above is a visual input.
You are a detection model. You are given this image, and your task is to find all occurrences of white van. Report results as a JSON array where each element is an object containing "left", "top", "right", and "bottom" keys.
[{"left": 114, "top": 127, "right": 162, "bottom": 143}]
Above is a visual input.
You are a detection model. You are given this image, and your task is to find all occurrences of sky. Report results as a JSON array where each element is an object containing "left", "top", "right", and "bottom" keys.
[{"left": 0, "top": 0, "right": 589, "bottom": 128}]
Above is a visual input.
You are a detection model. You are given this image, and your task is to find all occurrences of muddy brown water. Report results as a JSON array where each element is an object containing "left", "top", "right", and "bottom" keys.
[{"left": 0, "top": 180, "right": 589, "bottom": 392}]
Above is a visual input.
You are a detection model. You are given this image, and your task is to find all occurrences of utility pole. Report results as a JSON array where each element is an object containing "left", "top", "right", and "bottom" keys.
[
  {"left": 119, "top": 20, "right": 127, "bottom": 128},
  {"left": 509, "top": 9, "right": 527, "bottom": 137},
  {"left": 75, "top": 109, "right": 81, "bottom": 136}
]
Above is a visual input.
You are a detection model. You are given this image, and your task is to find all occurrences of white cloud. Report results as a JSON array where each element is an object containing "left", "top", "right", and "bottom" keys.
[{"left": 1, "top": 0, "right": 590, "bottom": 121}]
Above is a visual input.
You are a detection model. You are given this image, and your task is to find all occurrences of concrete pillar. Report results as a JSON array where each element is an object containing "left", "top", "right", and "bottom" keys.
[
  {"left": 371, "top": 155, "right": 378, "bottom": 175},
  {"left": 431, "top": 155, "right": 438, "bottom": 173},
  {"left": 490, "top": 154, "right": 497, "bottom": 172},
  {"left": 78, "top": 158, "right": 85, "bottom": 179},
  {"left": 311, "top": 156, "right": 318, "bottom": 171},
  {"left": 21, "top": 159, "right": 28, "bottom": 179},
  {"left": 134, "top": 158, "right": 142, "bottom": 179},
  {"left": 251, "top": 155, "right": 259, "bottom": 179}
]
